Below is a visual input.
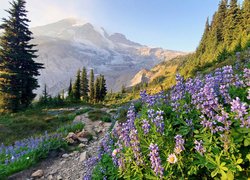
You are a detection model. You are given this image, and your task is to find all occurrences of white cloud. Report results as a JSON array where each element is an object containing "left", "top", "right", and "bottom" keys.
[{"left": 0, "top": 0, "right": 95, "bottom": 27}]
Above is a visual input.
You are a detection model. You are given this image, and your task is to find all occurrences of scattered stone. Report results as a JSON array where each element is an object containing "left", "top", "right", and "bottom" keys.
[
  {"left": 62, "top": 153, "right": 69, "bottom": 158},
  {"left": 77, "top": 130, "right": 89, "bottom": 138},
  {"left": 57, "top": 175, "right": 63, "bottom": 180},
  {"left": 78, "top": 137, "right": 88, "bottom": 143},
  {"left": 31, "top": 169, "right": 44, "bottom": 178},
  {"left": 67, "top": 132, "right": 78, "bottom": 139},
  {"left": 60, "top": 160, "right": 66, "bottom": 165},
  {"left": 93, "top": 136, "right": 98, "bottom": 140},
  {"left": 78, "top": 143, "right": 86, "bottom": 148},
  {"left": 79, "top": 151, "right": 89, "bottom": 162},
  {"left": 48, "top": 175, "right": 53, "bottom": 180}
]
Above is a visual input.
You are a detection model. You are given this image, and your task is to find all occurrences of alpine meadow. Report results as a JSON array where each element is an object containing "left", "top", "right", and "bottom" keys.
[{"left": 0, "top": 0, "right": 249, "bottom": 179}]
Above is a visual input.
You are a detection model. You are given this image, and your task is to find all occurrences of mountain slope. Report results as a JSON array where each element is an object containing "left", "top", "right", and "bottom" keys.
[{"left": 30, "top": 18, "right": 186, "bottom": 95}]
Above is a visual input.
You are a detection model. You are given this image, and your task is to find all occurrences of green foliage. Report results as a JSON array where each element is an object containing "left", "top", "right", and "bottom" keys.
[
  {"left": 0, "top": 136, "right": 67, "bottom": 178},
  {"left": 89, "top": 69, "right": 95, "bottom": 102},
  {"left": 56, "top": 122, "right": 84, "bottom": 134},
  {"left": 72, "top": 69, "right": 81, "bottom": 101},
  {"left": 92, "top": 154, "right": 119, "bottom": 180},
  {"left": 88, "top": 110, "right": 112, "bottom": 122},
  {"left": 0, "top": 0, "right": 44, "bottom": 112},
  {"left": 80, "top": 67, "right": 89, "bottom": 102}
]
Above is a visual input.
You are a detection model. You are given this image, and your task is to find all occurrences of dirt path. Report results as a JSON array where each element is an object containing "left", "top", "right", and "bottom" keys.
[{"left": 8, "top": 110, "right": 113, "bottom": 180}]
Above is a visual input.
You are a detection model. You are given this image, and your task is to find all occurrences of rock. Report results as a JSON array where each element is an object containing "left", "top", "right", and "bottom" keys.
[
  {"left": 62, "top": 153, "right": 69, "bottom": 158},
  {"left": 93, "top": 136, "right": 98, "bottom": 140},
  {"left": 79, "top": 151, "right": 89, "bottom": 162},
  {"left": 66, "top": 132, "right": 78, "bottom": 140},
  {"left": 77, "top": 130, "right": 89, "bottom": 138},
  {"left": 66, "top": 138, "right": 75, "bottom": 144},
  {"left": 57, "top": 175, "right": 63, "bottom": 180},
  {"left": 78, "top": 143, "right": 86, "bottom": 148},
  {"left": 31, "top": 170, "right": 44, "bottom": 178},
  {"left": 78, "top": 137, "right": 88, "bottom": 143},
  {"left": 60, "top": 160, "right": 66, "bottom": 165},
  {"left": 48, "top": 175, "right": 53, "bottom": 180}
]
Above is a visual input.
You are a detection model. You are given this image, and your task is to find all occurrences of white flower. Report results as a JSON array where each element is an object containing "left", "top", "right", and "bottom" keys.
[
  {"left": 167, "top": 153, "right": 178, "bottom": 164},
  {"left": 26, "top": 157, "right": 30, "bottom": 160}
]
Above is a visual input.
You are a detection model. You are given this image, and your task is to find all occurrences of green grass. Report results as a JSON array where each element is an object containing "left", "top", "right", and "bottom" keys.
[
  {"left": 0, "top": 104, "right": 90, "bottom": 145},
  {"left": 88, "top": 110, "right": 112, "bottom": 122}
]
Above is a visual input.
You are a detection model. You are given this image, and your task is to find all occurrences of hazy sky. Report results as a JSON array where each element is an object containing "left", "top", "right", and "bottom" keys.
[{"left": 0, "top": 0, "right": 244, "bottom": 52}]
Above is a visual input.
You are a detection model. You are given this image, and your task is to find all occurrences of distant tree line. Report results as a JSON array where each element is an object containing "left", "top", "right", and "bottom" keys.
[{"left": 39, "top": 68, "right": 107, "bottom": 105}]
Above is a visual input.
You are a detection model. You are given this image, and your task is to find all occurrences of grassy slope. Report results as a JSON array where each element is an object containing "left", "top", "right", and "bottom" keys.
[
  {"left": 105, "top": 49, "right": 250, "bottom": 105},
  {"left": 0, "top": 103, "right": 93, "bottom": 145}
]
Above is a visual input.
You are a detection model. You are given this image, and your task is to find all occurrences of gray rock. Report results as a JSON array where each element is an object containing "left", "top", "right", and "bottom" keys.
[
  {"left": 78, "top": 143, "right": 86, "bottom": 148},
  {"left": 62, "top": 153, "right": 69, "bottom": 158},
  {"left": 57, "top": 175, "right": 63, "bottom": 180},
  {"left": 78, "top": 137, "right": 88, "bottom": 143},
  {"left": 79, "top": 151, "right": 89, "bottom": 162},
  {"left": 31, "top": 169, "right": 44, "bottom": 178},
  {"left": 48, "top": 175, "right": 53, "bottom": 180}
]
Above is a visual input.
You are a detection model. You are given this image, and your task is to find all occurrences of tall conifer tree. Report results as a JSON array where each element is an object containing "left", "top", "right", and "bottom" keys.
[
  {"left": 99, "top": 75, "right": 107, "bottom": 101},
  {"left": 94, "top": 76, "right": 101, "bottom": 103},
  {"left": 89, "top": 69, "right": 95, "bottom": 102},
  {"left": 68, "top": 79, "right": 73, "bottom": 99},
  {"left": 72, "top": 69, "right": 81, "bottom": 100},
  {"left": 0, "top": 0, "right": 43, "bottom": 112},
  {"left": 80, "top": 67, "right": 89, "bottom": 101}
]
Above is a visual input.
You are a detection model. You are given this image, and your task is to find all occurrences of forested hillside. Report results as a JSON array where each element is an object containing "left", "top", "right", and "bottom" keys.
[{"left": 118, "top": 0, "right": 250, "bottom": 102}]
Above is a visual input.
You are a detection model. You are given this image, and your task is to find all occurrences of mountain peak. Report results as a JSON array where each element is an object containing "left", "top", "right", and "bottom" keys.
[{"left": 108, "top": 33, "right": 142, "bottom": 47}]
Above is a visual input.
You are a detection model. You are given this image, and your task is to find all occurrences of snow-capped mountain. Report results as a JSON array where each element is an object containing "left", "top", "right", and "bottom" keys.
[{"left": 31, "top": 18, "right": 186, "bottom": 95}]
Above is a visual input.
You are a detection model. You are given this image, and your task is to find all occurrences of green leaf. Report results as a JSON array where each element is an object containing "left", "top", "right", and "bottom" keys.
[
  {"left": 211, "top": 169, "right": 219, "bottom": 177},
  {"left": 246, "top": 154, "right": 250, "bottom": 162},
  {"left": 236, "top": 165, "right": 242, "bottom": 171},
  {"left": 244, "top": 137, "right": 250, "bottom": 146},
  {"left": 226, "top": 171, "right": 234, "bottom": 180},
  {"left": 236, "top": 158, "right": 243, "bottom": 164}
]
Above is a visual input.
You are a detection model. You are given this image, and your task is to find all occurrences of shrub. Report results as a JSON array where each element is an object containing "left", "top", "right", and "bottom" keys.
[{"left": 91, "top": 65, "right": 250, "bottom": 179}]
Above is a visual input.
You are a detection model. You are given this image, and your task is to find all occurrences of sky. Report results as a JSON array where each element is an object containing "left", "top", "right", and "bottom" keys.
[{"left": 0, "top": 0, "right": 244, "bottom": 52}]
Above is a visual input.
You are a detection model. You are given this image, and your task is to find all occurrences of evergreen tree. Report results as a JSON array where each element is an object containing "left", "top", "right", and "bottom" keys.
[
  {"left": 196, "top": 18, "right": 210, "bottom": 57},
  {"left": 42, "top": 84, "right": 49, "bottom": 104},
  {"left": 68, "top": 79, "right": 73, "bottom": 99},
  {"left": 99, "top": 75, "right": 107, "bottom": 101},
  {"left": 94, "top": 76, "right": 101, "bottom": 103},
  {"left": 223, "top": 0, "right": 241, "bottom": 50},
  {"left": 80, "top": 67, "right": 89, "bottom": 101},
  {"left": 61, "top": 89, "right": 65, "bottom": 101},
  {"left": 241, "top": 0, "right": 250, "bottom": 48},
  {"left": 0, "top": 0, "right": 43, "bottom": 112},
  {"left": 121, "top": 85, "right": 126, "bottom": 94},
  {"left": 89, "top": 69, "right": 95, "bottom": 102},
  {"left": 72, "top": 69, "right": 81, "bottom": 100}
]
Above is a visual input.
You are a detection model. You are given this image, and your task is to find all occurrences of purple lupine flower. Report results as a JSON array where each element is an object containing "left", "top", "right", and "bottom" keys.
[
  {"left": 171, "top": 73, "right": 185, "bottom": 111},
  {"left": 142, "top": 119, "right": 151, "bottom": 134},
  {"left": 230, "top": 97, "right": 249, "bottom": 127},
  {"left": 152, "top": 110, "right": 165, "bottom": 133},
  {"left": 119, "top": 122, "right": 130, "bottom": 147},
  {"left": 149, "top": 143, "right": 164, "bottom": 178},
  {"left": 127, "top": 104, "right": 136, "bottom": 129},
  {"left": 243, "top": 68, "right": 250, "bottom": 86},
  {"left": 174, "top": 135, "right": 185, "bottom": 154},
  {"left": 185, "top": 119, "right": 193, "bottom": 126},
  {"left": 148, "top": 109, "right": 155, "bottom": 119},
  {"left": 194, "top": 140, "right": 206, "bottom": 155},
  {"left": 140, "top": 90, "right": 148, "bottom": 103},
  {"left": 129, "top": 129, "right": 144, "bottom": 165}
]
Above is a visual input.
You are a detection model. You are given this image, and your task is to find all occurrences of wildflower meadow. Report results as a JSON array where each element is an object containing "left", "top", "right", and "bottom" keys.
[{"left": 90, "top": 64, "right": 250, "bottom": 179}]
